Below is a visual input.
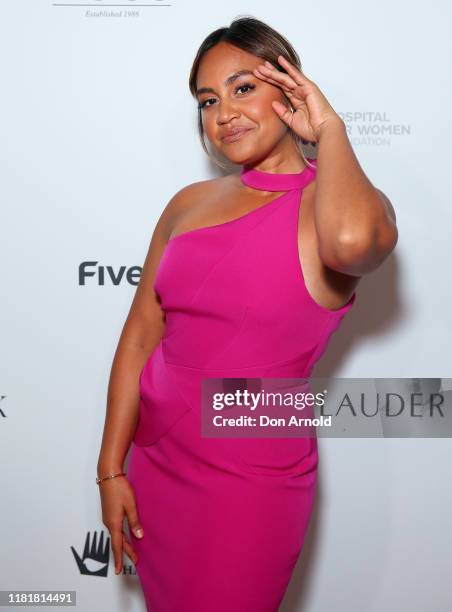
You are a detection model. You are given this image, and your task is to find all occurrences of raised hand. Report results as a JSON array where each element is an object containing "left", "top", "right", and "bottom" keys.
[{"left": 253, "top": 55, "right": 343, "bottom": 143}]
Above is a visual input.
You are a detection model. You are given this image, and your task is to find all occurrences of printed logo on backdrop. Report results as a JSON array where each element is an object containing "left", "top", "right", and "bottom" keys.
[
  {"left": 70, "top": 530, "right": 137, "bottom": 576},
  {"left": 52, "top": 0, "right": 173, "bottom": 17},
  {"left": 201, "top": 378, "right": 452, "bottom": 438},
  {"left": 78, "top": 262, "right": 141, "bottom": 286},
  {"left": 71, "top": 531, "right": 110, "bottom": 577},
  {"left": 338, "top": 111, "right": 412, "bottom": 146}
]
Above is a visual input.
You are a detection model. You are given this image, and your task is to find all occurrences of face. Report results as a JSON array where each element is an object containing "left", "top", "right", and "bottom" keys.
[{"left": 195, "top": 42, "right": 293, "bottom": 166}]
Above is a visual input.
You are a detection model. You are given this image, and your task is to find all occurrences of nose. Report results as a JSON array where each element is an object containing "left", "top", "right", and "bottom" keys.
[{"left": 215, "top": 98, "right": 241, "bottom": 125}]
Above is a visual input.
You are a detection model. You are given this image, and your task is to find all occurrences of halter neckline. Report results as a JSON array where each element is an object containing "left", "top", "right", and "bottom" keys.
[{"left": 240, "top": 158, "right": 317, "bottom": 192}]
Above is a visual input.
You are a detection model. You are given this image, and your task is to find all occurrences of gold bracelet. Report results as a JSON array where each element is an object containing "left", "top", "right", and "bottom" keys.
[{"left": 96, "top": 472, "right": 126, "bottom": 485}]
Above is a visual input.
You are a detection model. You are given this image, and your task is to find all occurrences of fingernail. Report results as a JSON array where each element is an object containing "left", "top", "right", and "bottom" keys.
[{"left": 135, "top": 528, "right": 143, "bottom": 538}]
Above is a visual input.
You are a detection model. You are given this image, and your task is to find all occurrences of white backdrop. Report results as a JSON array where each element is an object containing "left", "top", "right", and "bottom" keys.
[{"left": 1, "top": 1, "right": 451, "bottom": 610}]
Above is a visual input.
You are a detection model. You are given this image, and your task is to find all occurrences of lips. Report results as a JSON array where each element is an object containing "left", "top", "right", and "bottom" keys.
[{"left": 221, "top": 128, "right": 252, "bottom": 143}]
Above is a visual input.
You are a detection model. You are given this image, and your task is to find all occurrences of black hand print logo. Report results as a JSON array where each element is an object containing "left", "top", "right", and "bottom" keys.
[
  {"left": 0, "top": 394, "right": 7, "bottom": 418},
  {"left": 71, "top": 530, "right": 110, "bottom": 576}
]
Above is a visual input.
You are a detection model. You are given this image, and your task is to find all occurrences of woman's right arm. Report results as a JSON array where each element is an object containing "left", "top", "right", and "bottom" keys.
[
  {"left": 96, "top": 186, "right": 191, "bottom": 574},
  {"left": 97, "top": 212, "right": 169, "bottom": 483}
]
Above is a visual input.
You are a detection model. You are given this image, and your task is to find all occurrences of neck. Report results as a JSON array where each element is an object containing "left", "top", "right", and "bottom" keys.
[
  {"left": 242, "top": 157, "right": 307, "bottom": 175},
  {"left": 242, "top": 132, "right": 308, "bottom": 173},
  {"left": 240, "top": 156, "right": 316, "bottom": 192}
]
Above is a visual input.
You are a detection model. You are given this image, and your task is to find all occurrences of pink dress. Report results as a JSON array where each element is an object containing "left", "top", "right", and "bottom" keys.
[{"left": 126, "top": 159, "right": 356, "bottom": 611}]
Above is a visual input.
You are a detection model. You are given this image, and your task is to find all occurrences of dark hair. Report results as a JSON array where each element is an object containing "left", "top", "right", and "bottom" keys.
[{"left": 188, "top": 15, "right": 313, "bottom": 170}]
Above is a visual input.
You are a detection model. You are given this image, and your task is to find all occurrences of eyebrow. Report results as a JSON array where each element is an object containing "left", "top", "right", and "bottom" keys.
[{"left": 196, "top": 69, "right": 255, "bottom": 97}]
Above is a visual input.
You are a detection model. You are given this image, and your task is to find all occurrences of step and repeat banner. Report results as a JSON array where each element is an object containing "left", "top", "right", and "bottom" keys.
[{"left": 1, "top": 1, "right": 451, "bottom": 611}]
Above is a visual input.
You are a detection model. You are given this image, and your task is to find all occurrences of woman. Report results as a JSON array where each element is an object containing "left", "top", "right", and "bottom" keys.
[{"left": 96, "top": 16, "right": 398, "bottom": 611}]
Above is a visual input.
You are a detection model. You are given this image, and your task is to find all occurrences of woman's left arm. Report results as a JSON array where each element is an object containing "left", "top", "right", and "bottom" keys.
[
  {"left": 313, "top": 117, "right": 398, "bottom": 276},
  {"left": 253, "top": 56, "right": 398, "bottom": 277}
]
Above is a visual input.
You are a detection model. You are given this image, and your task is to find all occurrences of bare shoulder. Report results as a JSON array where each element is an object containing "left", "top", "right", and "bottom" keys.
[
  {"left": 168, "top": 174, "right": 237, "bottom": 210},
  {"left": 162, "top": 174, "right": 239, "bottom": 238}
]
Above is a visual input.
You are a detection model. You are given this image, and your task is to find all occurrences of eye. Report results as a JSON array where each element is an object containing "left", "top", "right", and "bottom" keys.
[
  {"left": 235, "top": 82, "right": 256, "bottom": 96},
  {"left": 198, "top": 82, "right": 256, "bottom": 110},
  {"left": 198, "top": 97, "right": 215, "bottom": 110}
]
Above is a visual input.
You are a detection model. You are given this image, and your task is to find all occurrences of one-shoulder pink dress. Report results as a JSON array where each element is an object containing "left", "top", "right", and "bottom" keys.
[{"left": 127, "top": 159, "right": 356, "bottom": 611}]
